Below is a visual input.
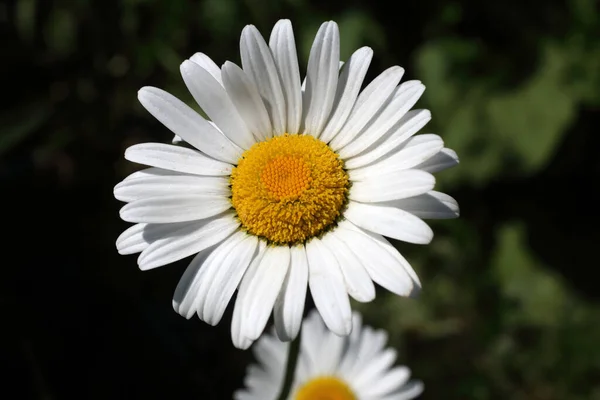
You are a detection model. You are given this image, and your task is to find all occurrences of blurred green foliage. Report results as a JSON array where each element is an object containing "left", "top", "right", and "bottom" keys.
[{"left": 4, "top": 0, "right": 600, "bottom": 399}]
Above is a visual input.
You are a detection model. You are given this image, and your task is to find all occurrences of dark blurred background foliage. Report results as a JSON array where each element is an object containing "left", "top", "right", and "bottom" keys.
[{"left": 3, "top": 0, "right": 600, "bottom": 398}]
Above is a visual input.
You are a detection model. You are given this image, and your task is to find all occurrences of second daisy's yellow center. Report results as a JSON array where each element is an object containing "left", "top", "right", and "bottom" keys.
[
  {"left": 230, "top": 134, "right": 349, "bottom": 245},
  {"left": 295, "top": 376, "right": 357, "bottom": 400}
]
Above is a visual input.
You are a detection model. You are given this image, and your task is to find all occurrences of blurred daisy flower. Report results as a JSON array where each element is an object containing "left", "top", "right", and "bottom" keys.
[
  {"left": 115, "top": 19, "right": 459, "bottom": 348},
  {"left": 235, "top": 310, "right": 423, "bottom": 400}
]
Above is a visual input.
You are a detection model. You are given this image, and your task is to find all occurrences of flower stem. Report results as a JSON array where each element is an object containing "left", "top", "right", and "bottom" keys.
[{"left": 276, "top": 332, "right": 301, "bottom": 400}]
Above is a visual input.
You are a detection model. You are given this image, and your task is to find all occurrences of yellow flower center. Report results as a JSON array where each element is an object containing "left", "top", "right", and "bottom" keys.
[
  {"left": 230, "top": 134, "right": 349, "bottom": 245},
  {"left": 261, "top": 155, "right": 312, "bottom": 200},
  {"left": 295, "top": 376, "right": 357, "bottom": 400}
]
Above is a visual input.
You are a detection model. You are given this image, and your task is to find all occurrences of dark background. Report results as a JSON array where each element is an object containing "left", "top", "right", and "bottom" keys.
[{"left": 3, "top": 0, "right": 600, "bottom": 398}]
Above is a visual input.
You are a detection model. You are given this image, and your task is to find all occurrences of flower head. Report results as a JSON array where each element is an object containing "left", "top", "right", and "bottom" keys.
[
  {"left": 115, "top": 19, "right": 459, "bottom": 349},
  {"left": 236, "top": 310, "right": 424, "bottom": 400}
]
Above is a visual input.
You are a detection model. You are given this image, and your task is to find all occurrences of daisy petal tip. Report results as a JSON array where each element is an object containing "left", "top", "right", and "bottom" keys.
[
  {"left": 354, "top": 289, "right": 376, "bottom": 303},
  {"left": 137, "top": 86, "right": 160, "bottom": 103},
  {"left": 345, "top": 316, "right": 353, "bottom": 335},
  {"left": 173, "top": 301, "right": 194, "bottom": 320},
  {"left": 360, "top": 45, "right": 374, "bottom": 54},
  {"left": 136, "top": 259, "right": 152, "bottom": 272},
  {"left": 116, "top": 245, "right": 132, "bottom": 256},
  {"left": 221, "top": 60, "right": 235, "bottom": 71},
  {"left": 273, "top": 315, "right": 295, "bottom": 342},
  {"left": 244, "top": 323, "right": 267, "bottom": 343},
  {"left": 233, "top": 335, "right": 254, "bottom": 350},
  {"left": 453, "top": 152, "right": 460, "bottom": 164},
  {"left": 137, "top": 86, "right": 151, "bottom": 96},
  {"left": 274, "top": 18, "right": 292, "bottom": 28},
  {"left": 122, "top": 146, "right": 135, "bottom": 161},
  {"left": 329, "top": 314, "right": 353, "bottom": 337},
  {"left": 275, "top": 329, "right": 293, "bottom": 343},
  {"left": 113, "top": 183, "right": 126, "bottom": 201},
  {"left": 392, "top": 65, "right": 405, "bottom": 75},
  {"left": 179, "top": 59, "right": 193, "bottom": 73},
  {"left": 136, "top": 251, "right": 164, "bottom": 271},
  {"left": 118, "top": 204, "right": 130, "bottom": 222},
  {"left": 242, "top": 24, "right": 258, "bottom": 36},
  {"left": 408, "top": 283, "right": 422, "bottom": 299},
  {"left": 203, "top": 314, "right": 221, "bottom": 327},
  {"left": 420, "top": 230, "right": 434, "bottom": 245},
  {"left": 172, "top": 299, "right": 181, "bottom": 313}
]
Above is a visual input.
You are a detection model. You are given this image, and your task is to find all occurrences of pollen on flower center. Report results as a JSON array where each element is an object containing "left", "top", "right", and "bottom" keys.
[
  {"left": 230, "top": 134, "right": 349, "bottom": 245},
  {"left": 261, "top": 155, "right": 312, "bottom": 200},
  {"left": 295, "top": 376, "right": 357, "bottom": 400}
]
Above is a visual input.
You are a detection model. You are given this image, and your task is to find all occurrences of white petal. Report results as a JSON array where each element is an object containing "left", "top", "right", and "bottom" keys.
[
  {"left": 339, "top": 326, "right": 386, "bottom": 382},
  {"left": 244, "top": 336, "right": 288, "bottom": 396},
  {"left": 384, "top": 380, "right": 424, "bottom": 400},
  {"left": 137, "top": 87, "right": 242, "bottom": 163},
  {"left": 117, "top": 220, "right": 218, "bottom": 257},
  {"left": 337, "top": 320, "right": 364, "bottom": 377},
  {"left": 300, "top": 59, "right": 343, "bottom": 92},
  {"left": 200, "top": 234, "right": 258, "bottom": 325},
  {"left": 335, "top": 222, "right": 414, "bottom": 297},
  {"left": 319, "top": 47, "right": 373, "bottom": 143},
  {"left": 352, "top": 348, "right": 397, "bottom": 389},
  {"left": 343, "top": 221, "right": 422, "bottom": 292},
  {"left": 348, "top": 327, "right": 389, "bottom": 378},
  {"left": 273, "top": 245, "right": 308, "bottom": 341},
  {"left": 231, "top": 242, "right": 268, "bottom": 349},
  {"left": 172, "top": 242, "right": 221, "bottom": 318},
  {"left": 124, "top": 143, "right": 232, "bottom": 176},
  {"left": 415, "top": 147, "right": 459, "bottom": 173},
  {"left": 180, "top": 60, "right": 255, "bottom": 150},
  {"left": 114, "top": 173, "right": 229, "bottom": 202},
  {"left": 322, "top": 232, "right": 375, "bottom": 302},
  {"left": 119, "top": 194, "right": 231, "bottom": 224},
  {"left": 315, "top": 330, "right": 346, "bottom": 375},
  {"left": 172, "top": 134, "right": 183, "bottom": 144},
  {"left": 349, "top": 169, "right": 435, "bottom": 203},
  {"left": 344, "top": 201, "right": 433, "bottom": 244},
  {"left": 329, "top": 66, "right": 404, "bottom": 151},
  {"left": 305, "top": 238, "right": 352, "bottom": 336},
  {"left": 240, "top": 25, "right": 286, "bottom": 135},
  {"left": 137, "top": 212, "right": 240, "bottom": 270},
  {"left": 298, "top": 310, "right": 328, "bottom": 375},
  {"left": 382, "top": 191, "right": 459, "bottom": 219},
  {"left": 221, "top": 61, "right": 273, "bottom": 141},
  {"left": 345, "top": 109, "right": 431, "bottom": 169},
  {"left": 234, "top": 390, "right": 267, "bottom": 400},
  {"left": 253, "top": 333, "right": 288, "bottom": 373},
  {"left": 120, "top": 167, "right": 172, "bottom": 180},
  {"left": 349, "top": 134, "right": 444, "bottom": 180},
  {"left": 190, "top": 52, "right": 223, "bottom": 84},
  {"left": 173, "top": 233, "right": 241, "bottom": 319},
  {"left": 302, "top": 21, "right": 340, "bottom": 137},
  {"left": 116, "top": 223, "right": 152, "bottom": 255},
  {"left": 269, "top": 20, "right": 302, "bottom": 134},
  {"left": 362, "top": 366, "right": 411, "bottom": 398},
  {"left": 239, "top": 246, "right": 291, "bottom": 341},
  {"left": 338, "top": 81, "right": 425, "bottom": 159}
]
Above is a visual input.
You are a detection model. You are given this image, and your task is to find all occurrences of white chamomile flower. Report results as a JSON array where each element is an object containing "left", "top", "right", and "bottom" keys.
[
  {"left": 115, "top": 19, "right": 459, "bottom": 349},
  {"left": 235, "top": 310, "right": 424, "bottom": 400}
]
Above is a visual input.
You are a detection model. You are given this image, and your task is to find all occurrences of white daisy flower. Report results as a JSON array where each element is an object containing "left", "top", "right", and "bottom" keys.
[
  {"left": 235, "top": 310, "right": 424, "bottom": 400},
  {"left": 115, "top": 19, "right": 459, "bottom": 349}
]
